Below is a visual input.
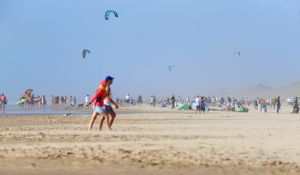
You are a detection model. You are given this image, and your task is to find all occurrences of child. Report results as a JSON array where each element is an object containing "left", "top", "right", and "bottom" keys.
[{"left": 104, "top": 86, "right": 119, "bottom": 129}]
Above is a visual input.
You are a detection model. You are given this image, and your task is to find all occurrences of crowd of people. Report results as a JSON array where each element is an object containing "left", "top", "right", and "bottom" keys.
[
  {"left": 16, "top": 89, "right": 80, "bottom": 109},
  {"left": 17, "top": 89, "right": 47, "bottom": 108},
  {"left": 113, "top": 94, "right": 299, "bottom": 114},
  {"left": 51, "top": 95, "right": 77, "bottom": 107},
  {"left": 1, "top": 84, "right": 299, "bottom": 118},
  {"left": 253, "top": 96, "right": 299, "bottom": 114}
]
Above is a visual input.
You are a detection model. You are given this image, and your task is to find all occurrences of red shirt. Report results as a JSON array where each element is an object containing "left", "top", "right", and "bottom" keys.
[
  {"left": 89, "top": 81, "right": 107, "bottom": 107},
  {"left": 0, "top": 96, "right": 6, "bottom": 102},
  {"left": 24, "top": 89, "right": 32, "bottom": 96}
]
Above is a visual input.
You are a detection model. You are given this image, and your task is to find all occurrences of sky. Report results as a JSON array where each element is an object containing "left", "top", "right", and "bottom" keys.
[{"left": 1, "top": 0, "right": 300, "bottom": 102}]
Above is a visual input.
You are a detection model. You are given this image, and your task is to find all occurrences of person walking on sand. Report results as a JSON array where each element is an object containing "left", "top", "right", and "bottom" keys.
[
  {"left": 23, "top": 89, "right": 33, "bottom": 105},
  {"left": 85, "top": 95, "right": 90, "bottom": 105},
  {"left": 200, "top": 96, "right": 206, "bottom": 113},
  {"left": 85, "top": 76, "right": 114, "bottom": 131},
  {"left": 41, "top": 95, "right": 46, "bottom": 107},
  {"left": 276, "top": 96, "right": 281, "bottom": 114},
  {"left": 292, "top": 97, "right": 299, "bottom": 114},
  {"left": 73, "top": 96, "right": 77, "bottom": 106},
  {"left": 125, "top": 94, "right": 130, "bottom": 105},
  {"left": 0, "top": 93, "right": 3, "bottom": 110},
  {"left": 195, "top": 95, "right": 201, "bottom": 113},
  {"left": 0, "top": 93, "right": 7, "bottom": 111},
  {"left": 104, "top": 86, "right": 119, "bottom": 129},
  {"left": 137, "top": 95, "right": 143, "bottom": 107},
  {"left": 171, "top": 95, "right": 176, "bottom": 110}
]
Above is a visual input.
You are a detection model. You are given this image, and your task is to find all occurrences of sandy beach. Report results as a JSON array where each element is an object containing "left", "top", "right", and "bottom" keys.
[{"left": 0, "top": 107, "right": 300, "bottom": 175}]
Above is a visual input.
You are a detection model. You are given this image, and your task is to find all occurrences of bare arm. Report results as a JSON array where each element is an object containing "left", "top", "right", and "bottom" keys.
[
  {"left": 85, "top": 90, "right": 102, "bottom": 106},
  {"left": 108, "top": 97, "right": 118, "bottom": 109}
]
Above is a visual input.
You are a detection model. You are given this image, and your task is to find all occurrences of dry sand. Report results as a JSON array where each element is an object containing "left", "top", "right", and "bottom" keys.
[{"left": 0, "top": 107, "right": 300, "bottom": 175}]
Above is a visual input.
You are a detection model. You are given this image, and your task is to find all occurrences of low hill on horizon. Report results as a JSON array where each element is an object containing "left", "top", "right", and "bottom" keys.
[{"left": 216, "top": 81, "right": 300, "bottom": 98}]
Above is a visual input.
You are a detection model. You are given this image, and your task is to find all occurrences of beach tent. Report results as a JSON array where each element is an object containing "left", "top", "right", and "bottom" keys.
[{"left": 178, "top": 104, "right": 190, "bottom": 110}]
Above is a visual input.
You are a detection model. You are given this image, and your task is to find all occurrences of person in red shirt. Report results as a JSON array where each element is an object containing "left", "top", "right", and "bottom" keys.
[
  {"left": 23, "top": 89, "right": 33, "bottom": 103},
  {"left": 0, "top": 93, "right": 7, "bottom": 111},
  {"left": 86, "top": 76, "right": 114, "bottom": 131}
]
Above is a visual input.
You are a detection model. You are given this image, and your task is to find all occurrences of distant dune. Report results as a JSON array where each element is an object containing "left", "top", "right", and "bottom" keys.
[{"left": 217, "top": 81, "right": 300, "bottom": 98}]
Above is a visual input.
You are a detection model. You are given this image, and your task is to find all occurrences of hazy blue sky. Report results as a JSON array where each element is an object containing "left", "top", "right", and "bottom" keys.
[{"left": 1, "top": 0, "right": 300, "bottom": 101}]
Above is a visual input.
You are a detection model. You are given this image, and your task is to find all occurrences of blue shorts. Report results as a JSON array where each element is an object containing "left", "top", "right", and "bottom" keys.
[
  {"left": 105, "top": 105, "right": 114, "bottom": 113},
  {"left": 94, "top": 106, "right": 106, "bottom": 114}
]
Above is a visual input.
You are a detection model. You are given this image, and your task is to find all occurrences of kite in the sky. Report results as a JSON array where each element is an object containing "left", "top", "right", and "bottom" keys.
[
  {"left": 82, "top": 49, "right": 90, "bottom": 59},
  {"left": 105, "top": 10, "right": 118, "bottom": 20},
  {"left": 168, "top": 65, "right": 175, "bottom": 72},
  {"left": 234, "top": 50, "right": 241, "bottom": 58}
]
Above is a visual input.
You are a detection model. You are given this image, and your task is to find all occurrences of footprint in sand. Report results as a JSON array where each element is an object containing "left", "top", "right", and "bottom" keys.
[{"left": 118, "top": 148, "right": 132, "bottom": 154}]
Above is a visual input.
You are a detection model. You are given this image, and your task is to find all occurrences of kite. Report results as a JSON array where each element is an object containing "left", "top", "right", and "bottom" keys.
[
  {"left": 82, "top": 49, "right": 90, "bottom": 59},
  {"left": 105, "top": 10, "right": 118, "bottom": 20},
  {"left": 234, "top": 50, "right": 241, "bottom": 58},
  {"left": 168, "top": 65, "right": 175, "bottom": 72}
]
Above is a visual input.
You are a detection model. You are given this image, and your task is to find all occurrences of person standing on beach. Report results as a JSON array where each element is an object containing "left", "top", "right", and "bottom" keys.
[
  {"left": 171, "top": 95, "right": 176, "bottom": 110},
  {"left": 85, "top": 76, "right": 114, "bottom": 131},
  {"left": 293, "top": 97, "right": 299, "bottom": 114},
  {"left": 276, "top": 96, "right": 281, "bottom": 113},
  {"left": 178, "top": 96, "right": 182, "bottom": 103},
  {"left": 85, "top": 94, "right": 90, "bottom": 109},
  {"left": 150, "top": 96, "right": 155, "bottom": 107},
  {"left": 137, "top": 95, "right": 143, "bottom": 107},
  {"left": 68, "top": 96, "right": 73, "bottom": 106},
  {"left": 271, "top": 97, "right": 276, "bottom": 110},
  {"left": 0, "top": 93, "right": 3, "bottom": 110},
  {"left": 23, "top": 89, "right": 33, "bottom": 105},
  {"left": 73, "top": 96, "right": 77, "bottom": 106},
  {"left": 200, "top": 96, "right": 206, "bottom": 113},
  {"left": 41, "top": 95, "right": 46, "bottom": 107},
  {"left": 0, "top": 93, "right": 7, "bottom": 111},
  {"left": 125, "top": 94, "right": 130, "bottom": 105},
  {"left": 104, "top": 85, "right": 119, "bottom": 129},
  {"left": 195, "top": 96, "right": 200, "bottom": 113}
]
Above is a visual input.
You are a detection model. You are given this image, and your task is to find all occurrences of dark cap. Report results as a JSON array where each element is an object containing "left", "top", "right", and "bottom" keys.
[{"left": 105, "top": 76, "right": 114, "bottom": 82}]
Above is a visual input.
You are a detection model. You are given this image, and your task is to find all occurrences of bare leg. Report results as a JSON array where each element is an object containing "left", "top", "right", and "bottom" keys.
[
  {"left": 99, "top": 114, "right": 105, "bottom": 131},
  {"left": 88, "top": 111, "right": 98, "bottom": 130},
  {"left": 105, "top": 114, "right": 111, "bottom": 130},
  {"left": 99, "top": 112, "right": 110, "bottom": 131},
  {"left": 109, "top": 111, "right": 116, "bottom": 128}
]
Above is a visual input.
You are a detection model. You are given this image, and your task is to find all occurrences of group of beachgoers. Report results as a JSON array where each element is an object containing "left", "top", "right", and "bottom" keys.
[
  {"left": 119, "top": 95, "right": 299, "bottom": 114},
  {"left": 253, "top": 96, "right": 299, "bottom": 114},
  {"left": 32, "top": 95, "right": 47, "bottom": 107},
  {"left": 254, "top": 97, "right": 280, "bottom": 113},
  {"left": 1, "top": 80, "right": 300, "bottom": 117},
  {"left": 17, "top": 89, "right": 47, "bottom": 107},
  {"left": 17, "top": 90, "right": 80, "bottom": 108},
  {"left": 85, "top": 76, "right": 118, "bottom": 131},
  {"left": 115, "top": 94, "right": 137, "bottom": 106},
  {"left": 51, "top": 95, "right": 77, "bottom": 107}
]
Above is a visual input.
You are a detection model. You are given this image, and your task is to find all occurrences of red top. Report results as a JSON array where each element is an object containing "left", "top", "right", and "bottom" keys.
[
  {"left": 89, "top": 81, "right": 107, "bottom": 107},
  {"left": 0, "top": 96, "right": 7, "bottom": 102},
  {"left": 24, "top": 89, "right": 32, "bottom": 96}
]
